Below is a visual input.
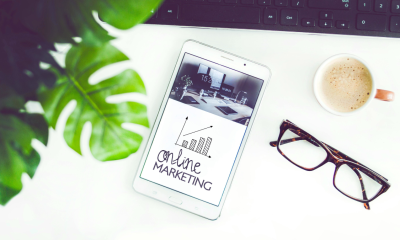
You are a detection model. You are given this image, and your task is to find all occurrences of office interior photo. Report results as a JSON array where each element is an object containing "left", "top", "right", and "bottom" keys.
[{"left": 169, "top": 53, "right": 263, "bottom": 125}]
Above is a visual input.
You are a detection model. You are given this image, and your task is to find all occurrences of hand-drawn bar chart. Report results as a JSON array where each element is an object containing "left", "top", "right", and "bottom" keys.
[
  {"left": 189, "top": 140, "right": 197, "bottom": 150},
  {"left": 175, "top": 117, "right": 213, "bottom": 158}
]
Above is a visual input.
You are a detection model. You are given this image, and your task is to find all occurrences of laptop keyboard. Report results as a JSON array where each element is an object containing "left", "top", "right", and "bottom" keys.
[{"left": 146, "top": 0, "right": 400, "bottom": 38}]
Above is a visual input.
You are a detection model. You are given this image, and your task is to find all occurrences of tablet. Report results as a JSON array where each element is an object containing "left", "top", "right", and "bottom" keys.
[{"left": 133, "top": 40, "right": 271, "bottom": 220}]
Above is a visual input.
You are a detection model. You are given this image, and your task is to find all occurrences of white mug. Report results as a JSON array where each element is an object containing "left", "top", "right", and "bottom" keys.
[{"left": 313, "top": 54, "right": 395, "bottom": 116}]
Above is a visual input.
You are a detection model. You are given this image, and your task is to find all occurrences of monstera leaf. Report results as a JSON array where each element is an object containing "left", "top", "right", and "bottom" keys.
[
  {"left": 0, "top": 86, "right": 48, "bottom": 205},
  {"left": 16, "top": 0, "right": 164, "bottom": 46},
  {"left": 39, "top": 43, "right": 149, "bottom": 161}
]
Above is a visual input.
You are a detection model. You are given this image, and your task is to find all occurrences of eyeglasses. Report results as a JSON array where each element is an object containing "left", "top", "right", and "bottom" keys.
[{"left": 270, "top": 120, "right": 390, "bottom": 210}]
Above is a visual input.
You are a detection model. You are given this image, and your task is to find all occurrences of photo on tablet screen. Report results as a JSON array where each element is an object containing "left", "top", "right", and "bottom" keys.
[{"left": 169, "top": 53, "right": 264, "bottom": 126}]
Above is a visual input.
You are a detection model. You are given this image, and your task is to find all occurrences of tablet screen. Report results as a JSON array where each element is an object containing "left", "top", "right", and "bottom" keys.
[{"left": 140, "top": 53, "right": 264, "bottom": 206}]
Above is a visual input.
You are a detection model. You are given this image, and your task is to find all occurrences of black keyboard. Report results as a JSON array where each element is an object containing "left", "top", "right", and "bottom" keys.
[{"left": 146, "top": 0, "right": 400, "bottom": 38}]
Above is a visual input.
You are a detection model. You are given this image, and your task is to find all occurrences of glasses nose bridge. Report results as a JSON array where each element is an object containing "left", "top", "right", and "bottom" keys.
[
  {"left": 326, "top": 153, "right": 342, "bottom": 165},
  {"left": 322, "top": 143, "right": 342, "bottom": 164}
]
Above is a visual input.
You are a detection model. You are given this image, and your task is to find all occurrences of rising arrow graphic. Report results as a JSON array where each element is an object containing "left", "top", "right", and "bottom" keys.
[
  {"left": 183, "top": 126, "right": 213, "bottom": 136},
  {"left": 175, "top": 117, "right": 188, "bottom": 144}
]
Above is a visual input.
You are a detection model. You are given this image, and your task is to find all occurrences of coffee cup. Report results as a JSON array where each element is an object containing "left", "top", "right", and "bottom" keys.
[{"left": 314, "top": 54, "right": 395, "bottom": 116}]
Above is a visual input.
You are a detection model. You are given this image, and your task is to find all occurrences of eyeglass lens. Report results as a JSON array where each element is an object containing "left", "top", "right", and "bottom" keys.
[
  {"left": 335, "top": 164, "right": 383, "bottom": 201},
  {"left": 279, "top": 128, "right": 327, "bottom": 169}
]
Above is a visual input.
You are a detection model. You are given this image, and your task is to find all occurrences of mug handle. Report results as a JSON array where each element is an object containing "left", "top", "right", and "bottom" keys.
[{"left": 375, "top": 89, "right": 395, "bottom": 102}]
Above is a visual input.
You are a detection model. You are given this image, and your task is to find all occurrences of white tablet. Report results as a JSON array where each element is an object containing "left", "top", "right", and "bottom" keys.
[{"left": 133, "top": 40, "right": 271, "bottom": 220}]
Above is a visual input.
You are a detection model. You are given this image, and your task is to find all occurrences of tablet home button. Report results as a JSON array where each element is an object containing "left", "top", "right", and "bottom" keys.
[{"left": 168, "top": 196, "right": 183, "bottom": 205}]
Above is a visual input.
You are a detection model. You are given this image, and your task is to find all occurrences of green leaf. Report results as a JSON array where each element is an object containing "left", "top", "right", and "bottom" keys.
[
  {"left": 0, "top": 184, "right": 21, "bottom": 206},
  {"left": 18, "top": 113, "right": 49, "bottom": 147},
  {"left": 0, "top": 112, "right": 47, "bottom": 205},
  {"left": 16, "top": 0, "right": 164, "bottom": 46},
  {"left": 0, "top": 126, "right": 42, "bottom": 205},
  {"left": 0, "top": 86, "right": 48, "bottom": 205},
  {"left": 0, "top": 118, "right": 42, "bottom": 185},
  {"left": 39, "top": 43, "right": 149, "bottom": 161}
]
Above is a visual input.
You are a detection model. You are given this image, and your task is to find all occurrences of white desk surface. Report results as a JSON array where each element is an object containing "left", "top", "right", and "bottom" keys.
[{"left": 1, "top": 24, "right": 400, "bottom": 240}]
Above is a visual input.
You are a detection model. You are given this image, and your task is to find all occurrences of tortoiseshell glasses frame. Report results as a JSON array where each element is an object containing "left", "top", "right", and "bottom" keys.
[{"left": 270, "top": 120, "right": 390, "bottom": 210}]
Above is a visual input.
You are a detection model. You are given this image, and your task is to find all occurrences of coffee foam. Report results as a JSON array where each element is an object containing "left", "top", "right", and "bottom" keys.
[{"left": 320, "top": 57, "right": 372, "bottom": 113}]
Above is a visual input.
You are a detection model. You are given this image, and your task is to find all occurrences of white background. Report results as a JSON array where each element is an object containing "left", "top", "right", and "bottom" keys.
[
  {"left": 141, "top": 99, "right": 246, "bottom": 205},
  {"left": 0, "top": 23, "right": 399, "bottom": 240}
]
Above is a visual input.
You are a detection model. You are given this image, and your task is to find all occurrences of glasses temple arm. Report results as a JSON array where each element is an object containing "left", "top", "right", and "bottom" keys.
[
  {"left": 351, "top": 168, "right": 371, "bottom": 210},
  {"left": 270, "top": 137, "right": 320, "bottom": 147},
  {"left": 270, "top": 137, "right": 302, "bottom": 147}
]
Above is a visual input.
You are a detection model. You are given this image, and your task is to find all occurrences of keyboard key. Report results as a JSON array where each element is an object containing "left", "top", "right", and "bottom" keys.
[
  {"left": 264, "top": 8, "right": 277, "bottom": 24},
  {"left": 336, "top": 20, "right": 350, "bottom": 28},
  {"left": 241, "top": 0, "right": 255, "bottom": 4},
  {"left": 182, "top": 5, "right": 260, "bottom": 23},
  {"left": 275, "top": 0, "right": 288, "bottom": 7},
  {"left": 375, "top": 0, "right": 388, "bottom": 12},
  {"left": 358, "top": 0, "right": 371, "bottom": 12},
  {"left": 291, "top": 0, "right": 305, "bottom": 8},
  {"left": 319, "top": 20, "right": 333, "bottom": 28},
  {"left": 390, "top": 16, "right": 400, "bottom": 32},
  {"left": 302, "top": 18, "right": 315, "bottom": 27},
  {"left": 159, "top": 4, "right": 179, "bottom": 19},
  {"left": 309, "top": 0, "right": 351, "bottom": 10},
  {"left": 225, "top": 0, "right": 238, "bottom": 3},
  {"left": 258, "top": 0, "right": 272, "bottom": 5},
  {"left": 281, "top": 9, "right": 298, "bottom": 25},
  {"left": 320, "top": 11, "right": 333, "bottom": 19},
  {"left": 356, "top": 14, "right": 387, "bottom": 31},
  {"left": 392, "top": 0, "right": 400, "bottom": 13}
]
